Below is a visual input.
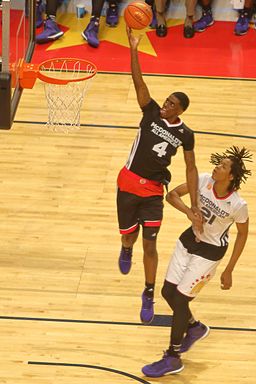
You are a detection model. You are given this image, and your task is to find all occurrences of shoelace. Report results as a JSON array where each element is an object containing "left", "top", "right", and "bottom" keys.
[
  {"left": 149, "top": 352, "right": 169, "bottom": 367},
  {"left": 239, "top": 14, "right": 248, "bottom": 24},
  {"left": 122, "top": 255, "right": 131, "bottom": 262},
  {"left": 109, "top": 6, "right": 118, "bottom": 15},
  {"left": 122, "top": 248, "right": 132, "bottom": 260},
  {"left": 87, "top": 21, "right": 99, "bottom": 32},
  {"left": 143, "top": 296, "right": 154, "bottom": 309},
  {"left": 201, "top": 11, "right": 212, "bottom": 19}
]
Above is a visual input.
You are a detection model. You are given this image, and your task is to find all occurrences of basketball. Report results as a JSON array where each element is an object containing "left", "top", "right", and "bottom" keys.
[{"left": 124, "top": 1, "right": 153, "bottom": 30}]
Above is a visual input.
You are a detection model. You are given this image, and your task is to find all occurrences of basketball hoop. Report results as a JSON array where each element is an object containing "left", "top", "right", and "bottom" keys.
[
  {"left": 37, "top": 58, "right": 97, "bottom": 133},
  {"left": 10, "top": 58, "right": 97, "bottom": 133}
]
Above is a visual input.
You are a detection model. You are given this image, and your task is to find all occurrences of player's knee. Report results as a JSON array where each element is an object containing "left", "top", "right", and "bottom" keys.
[
  {"left": 122, "top": 228, "right": 139, "bottom": 246},
  {"left": 142, "top": 226, "right": 160, "bottom": 241},
  {"left": 161, "top": 280, "right": 177, "bottom": 306},
  {"left": 144, "top": 246, "right": 157, "bottom": 259},
  {"left": 143, "top": 238, "right": 157, "bottom": 258},
  {"left": 161, "top": 283, "right": 169, "bottom": 301},
  {"left": 172, "top": 290, "right": 190, "bottom": 311}
]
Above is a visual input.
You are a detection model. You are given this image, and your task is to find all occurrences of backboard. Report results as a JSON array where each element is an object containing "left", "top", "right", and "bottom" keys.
[{"left": 0, "top": 0, "right": 36, "bottom": 129}]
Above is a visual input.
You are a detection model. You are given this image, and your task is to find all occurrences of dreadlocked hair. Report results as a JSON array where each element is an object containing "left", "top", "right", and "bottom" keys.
[{"left": 210, "top": 146, "right": 253, "bottom": 191}]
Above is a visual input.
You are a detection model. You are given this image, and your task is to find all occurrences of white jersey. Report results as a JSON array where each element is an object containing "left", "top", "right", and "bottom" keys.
[{"left": 194, "top": 173, "right": 248, "bottom": 247}]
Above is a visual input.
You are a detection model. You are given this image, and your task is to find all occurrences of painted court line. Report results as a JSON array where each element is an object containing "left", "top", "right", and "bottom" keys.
[
  {"left": 28, "top": 361, "right": 151, "bottom": 383},
  {"left": 0, "top": 315, "right": 255, "bottom": 332}
]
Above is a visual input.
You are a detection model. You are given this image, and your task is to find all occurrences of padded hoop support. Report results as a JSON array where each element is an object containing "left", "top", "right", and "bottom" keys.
[
  {"left": 20, "top": 63, "right": 39, "bottom": 89},
  {"left": 10, "top": 60, "right": 39, "bottom": 89}
]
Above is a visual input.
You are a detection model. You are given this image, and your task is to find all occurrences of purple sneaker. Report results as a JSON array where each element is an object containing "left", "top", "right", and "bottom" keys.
[
  {"left": 140, "top": 291, "right": 154, "bottom": 324},
  {"left": 106, "top": 4, "right": 119, "bottom": 27},
  {"left": 82, "top": 19, "right": 100, "bottom": 48},
  {"left": 142, "top": 352, "right": 184, "bottom": 377},
  {"left": 194, "top": 11, "right": 214, "bottom": 32},
  {"left": 36, "top": 1, "right": 45, "bottom": 28},
  {"left": 234, "top": 13, "right": 250, "bottom": 35},
  {"left": 36, "top": 19, "right": 64, "bottom": 44},
  {"left": 180, "top": 321, "right": 210, "bottom": 353},
  {"left": 118, "top": 246, "right": 132, "bottom": 274}
]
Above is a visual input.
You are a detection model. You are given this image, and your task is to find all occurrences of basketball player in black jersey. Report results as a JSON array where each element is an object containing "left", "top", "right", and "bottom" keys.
[{"left": 117, "top": 27, "right": 202, "bottom": 324}]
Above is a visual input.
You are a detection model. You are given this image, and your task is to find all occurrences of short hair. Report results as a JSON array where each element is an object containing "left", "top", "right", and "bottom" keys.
[
  {"left": 172, "top": 92, "right": 190, "bottom": 111},
  {"left": 210, "top": 146, "right": 253, "bottom": 191}
]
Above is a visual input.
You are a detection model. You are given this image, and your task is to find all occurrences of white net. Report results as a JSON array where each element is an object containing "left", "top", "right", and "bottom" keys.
[{"left": 39, "top": 59, "right": 96, "bottom": 133}]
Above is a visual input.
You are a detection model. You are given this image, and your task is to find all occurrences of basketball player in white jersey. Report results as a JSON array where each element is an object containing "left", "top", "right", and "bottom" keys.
[{"left": 142, "top": 146, "right": 252, "bottom": 377}]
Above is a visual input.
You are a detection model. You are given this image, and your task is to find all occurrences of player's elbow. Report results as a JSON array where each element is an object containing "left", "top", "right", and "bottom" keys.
[{"left": 166, "top": 191, "right": 177, "bottom": 205}]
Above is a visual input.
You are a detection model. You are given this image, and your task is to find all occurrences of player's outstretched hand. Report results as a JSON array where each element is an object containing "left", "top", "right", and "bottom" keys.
[{"left": 126, "top": 26, "right": 143, "bottom": 50}]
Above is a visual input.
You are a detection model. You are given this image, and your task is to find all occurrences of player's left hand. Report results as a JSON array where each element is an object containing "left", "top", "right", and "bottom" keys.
[{"left": 220, "top": 270, "right": 232, "bottom": 290}]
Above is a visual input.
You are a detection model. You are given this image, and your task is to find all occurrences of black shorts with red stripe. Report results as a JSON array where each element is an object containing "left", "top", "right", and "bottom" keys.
[{"left": 117, "top": 189, "right": 164, "bottom": 240}]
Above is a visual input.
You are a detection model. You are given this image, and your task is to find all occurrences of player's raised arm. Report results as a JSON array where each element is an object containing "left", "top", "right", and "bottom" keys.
[{"left": 126, "top": 26, "right": 151, "bottom": 108}]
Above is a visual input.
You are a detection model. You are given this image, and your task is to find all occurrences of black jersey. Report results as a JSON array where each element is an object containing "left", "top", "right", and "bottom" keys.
[{"left": 125, "top": 99, "right": 195, "bottom": 183}]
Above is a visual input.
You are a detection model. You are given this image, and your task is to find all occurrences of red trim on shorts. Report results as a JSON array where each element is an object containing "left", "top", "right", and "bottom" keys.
[
  {"left": 119, "top": 223, "right": 139, "bottom": 234},
  {"left": 117, "top": 166, "right": 164, "bottom": 197},
  {"left": 144, "top": 220, "right": 162, "bottom": 227}
]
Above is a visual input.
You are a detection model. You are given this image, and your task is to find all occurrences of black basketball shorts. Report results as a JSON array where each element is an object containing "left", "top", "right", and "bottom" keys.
[{"left": 117, "top": 189, "right": 164, "bottom": 240}]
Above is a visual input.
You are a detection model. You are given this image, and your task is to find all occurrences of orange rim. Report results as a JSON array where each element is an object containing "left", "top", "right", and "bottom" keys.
[{"left": 37, "top": 58, "right": 97, "bottom": 85}]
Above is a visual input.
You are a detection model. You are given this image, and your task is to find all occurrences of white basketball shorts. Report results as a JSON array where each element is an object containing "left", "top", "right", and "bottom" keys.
[{"left": 165, "top": 239, "right": 221, "bottom": 298}]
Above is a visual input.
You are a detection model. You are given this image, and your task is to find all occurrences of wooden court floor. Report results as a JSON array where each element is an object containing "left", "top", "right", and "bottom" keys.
[{"left": 0, "top": 73, "right": 255, "bottom": 383}]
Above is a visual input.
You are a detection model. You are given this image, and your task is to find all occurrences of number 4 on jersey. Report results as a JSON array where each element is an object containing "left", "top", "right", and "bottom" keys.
[{"left": 152, "top": 141, "right": 168, "bottom": 157}]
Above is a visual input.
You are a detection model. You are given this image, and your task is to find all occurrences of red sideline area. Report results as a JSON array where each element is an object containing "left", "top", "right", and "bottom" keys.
[
  {"left": 32, "top": 21, "right": 256, "bottom": 79},
  {"left": 1, "top": 10, "right": 256, "bottom": 78}
]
